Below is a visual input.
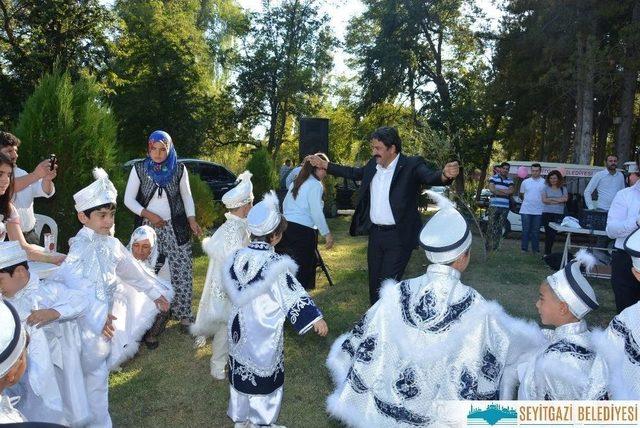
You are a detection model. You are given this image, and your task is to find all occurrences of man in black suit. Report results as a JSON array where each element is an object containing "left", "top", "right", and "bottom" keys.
[{"left": 307, "top": 126, "right": 459, "bottom": 304}]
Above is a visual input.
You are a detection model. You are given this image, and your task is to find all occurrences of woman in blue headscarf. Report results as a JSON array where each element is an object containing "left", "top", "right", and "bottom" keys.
[{"left": 124, "top": 130, "right": 202, "bottom": 339}]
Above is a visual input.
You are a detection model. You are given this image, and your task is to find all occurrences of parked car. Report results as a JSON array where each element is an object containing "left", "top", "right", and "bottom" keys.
[
  {"left": 480, "top": 161, "right": 605, "bottom": 236},
  {"left": 123, "top": 158, "right": 237, "bottom": 200}
]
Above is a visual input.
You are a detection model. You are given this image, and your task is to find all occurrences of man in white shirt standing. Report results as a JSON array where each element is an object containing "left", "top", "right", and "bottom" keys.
[
  {"left": 606, "top": 157, "right": 640, "bottom": 313},
  {"left": 519, "top": 163, "right": 546, "bottom": 253},
  {"left": 0, "top": 132, "right": 57, "bottom": 244},
  {"left": 584, "top": 155, "right": 625, "bottom": 211},
  {"left": 307, "top": 126, "right": 459, "bottom": 304}
]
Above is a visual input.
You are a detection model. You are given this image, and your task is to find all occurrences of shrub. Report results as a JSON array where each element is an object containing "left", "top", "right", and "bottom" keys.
[
  {"left": 245, "top": 146, "right": 277, "bottom": 199},
  {"left": 14, "top": 69, "right": 119, "bottom": 251},
  {"left": 189, "top": 172, "right": 224, "bottom": 232}
]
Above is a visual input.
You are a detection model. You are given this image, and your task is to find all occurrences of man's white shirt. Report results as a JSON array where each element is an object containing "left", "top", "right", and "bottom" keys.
[
  {"left": 369, "top": 154, "right": 399, "bottom": 225},
  {"left": 12, "top": 167, "right": 55, "bottom": 232}
]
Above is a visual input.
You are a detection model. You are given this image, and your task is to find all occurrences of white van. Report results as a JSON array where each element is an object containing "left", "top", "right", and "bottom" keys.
[{"left": 483, "top": 161, "right": 605, "bottom": 236}]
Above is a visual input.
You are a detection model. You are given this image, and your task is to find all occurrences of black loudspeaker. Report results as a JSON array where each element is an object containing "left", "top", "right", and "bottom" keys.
[{"left": 299, "top": 117, "right": 329, "bottom": 161}]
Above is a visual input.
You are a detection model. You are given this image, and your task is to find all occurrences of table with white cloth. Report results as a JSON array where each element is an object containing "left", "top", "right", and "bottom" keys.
[{"left": 548, "top": 222, "right": 610, "bottom": 279}]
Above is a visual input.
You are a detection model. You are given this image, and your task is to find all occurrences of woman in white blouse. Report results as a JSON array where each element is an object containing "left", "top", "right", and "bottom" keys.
[{"left": 124, "top": 130, "right": 201, "bottom": 334}]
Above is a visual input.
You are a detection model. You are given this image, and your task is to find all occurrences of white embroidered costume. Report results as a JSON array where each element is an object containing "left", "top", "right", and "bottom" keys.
[
  {"left": 223, "top": 242, "right": 323, "bottom": 425},
  {"left": 53, "top": 168, "right": 168, "bottom": 428},
  {"left": 222, "top": 191, "right": 323, "bottom": 426},
  {"left": 108, "top": 226, "right": 174, "bottom": 370},
  {"left": 516, "top": 321, "right": 608, "bottom": 400},
  {"left": 5, "top": 270, "right": 88, "bottom": 424},
  {"left": 327, "top": 266, "right": 541, "bottom": 427},
  {"left": 593, "top": 301, "right": 640, "bottom": 399},
  {"left": 0, "top": 299, "right": 28, "bottom": 423},
  {"left": 0, "top": 394, "right": 26, "bottom": 423},
  {"left": 512, "top": 250, "right": 608, "bottom": 400},
  {"left": 192, "top": 213, "right": 249, "bottom": 378},
  {"left": 326, "top": 191, "right": 543, "bottom": 427}
]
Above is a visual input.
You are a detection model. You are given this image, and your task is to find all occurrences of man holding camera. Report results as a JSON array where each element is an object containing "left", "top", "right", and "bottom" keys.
[{"left": 0, "top": 132, "right": 57, "bottom": 244}]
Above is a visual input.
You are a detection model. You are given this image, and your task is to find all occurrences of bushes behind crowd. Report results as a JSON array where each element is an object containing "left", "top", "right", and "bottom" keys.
[{"left": 14, "top": 68, "right": 119, "bottom": 251}]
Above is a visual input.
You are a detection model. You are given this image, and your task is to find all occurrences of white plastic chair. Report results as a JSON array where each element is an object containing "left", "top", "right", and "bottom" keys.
[{"left": 34, "top": 213, "right": 58, "bottom": 249}]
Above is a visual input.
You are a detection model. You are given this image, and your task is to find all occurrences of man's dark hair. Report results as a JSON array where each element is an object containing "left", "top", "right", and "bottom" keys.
[
  {"left": 250, "top": 216, "right": 288, "bottom": 243},
  {"left": 0, "top": 132, "right": 20, "bottom": 148},
  {"left": 0, "top": 261, "right": 29, "bottom": 276},
  {"left": 285, "top": 159, "right": 291, "bottom": 166},
  {"left": 531, "top": 163, "right": 541, "bottom": 169},
  {"left": 370, "top": 126, "right": 402, "bottom": 154},
  {"left": 500, "top": 162, "right": 510, "bottom": 168},
  {"left": 83, "top": 202, "right": 117, "bottom": 218},
  {"left": 606, "top": 154, "right": 618, "bottom": 160}
]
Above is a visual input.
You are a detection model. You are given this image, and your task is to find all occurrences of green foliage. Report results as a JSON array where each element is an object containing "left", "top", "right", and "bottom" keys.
[
  {"left": 188, "top": 173, "right": 224, "bottom": 232},
  {"left": 0, "top": 0, "right": 113, "bottom": 126},
  {"left": 14, "top": 68, "right": 118, "bottom": 251},
  {"left": 110, "top": 0, "right": 223, "bottom": 158},
  {"left": 235, "top": 0, "right": 336, "bottom": 157},
  {"left": 245, "top": 146, "right": 277, "bottom": 199}
]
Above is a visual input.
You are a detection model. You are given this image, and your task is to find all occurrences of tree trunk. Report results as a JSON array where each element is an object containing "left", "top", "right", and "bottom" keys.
[
  {"left": 476, "top": 113, "right": 503, "bottom": 200},
  {"left": 574, "top": 32, "right": 596, "bottom": 165},
  {"left": 594, "top": 108, "right": 611, "bottom": 166},
  {"left": 616, "top": 0, "right": 640, "bottom": 163}
]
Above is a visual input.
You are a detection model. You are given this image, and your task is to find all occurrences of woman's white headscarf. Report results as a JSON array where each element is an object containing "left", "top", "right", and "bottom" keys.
[{"left": 128, "top": 225, "right": 159, "bottom": 269}]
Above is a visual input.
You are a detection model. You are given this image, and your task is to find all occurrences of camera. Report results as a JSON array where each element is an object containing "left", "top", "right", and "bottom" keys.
[{"left": 49, "top": 154, "right": 57, "bottom": 171}]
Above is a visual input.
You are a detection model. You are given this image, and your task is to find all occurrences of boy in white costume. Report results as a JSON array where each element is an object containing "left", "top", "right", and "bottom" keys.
[
  {"left": 506, "top": 249, "right": 608, "bottom": 400},
  {"left": 326, "top": 191, "right": 543, "bottom": 428},
  {"left": 222, "top": 191, "right": 328, "bottom": 428},
  {"left": 591, "top": 228, "right": 640, "bottom": 399},
  {"left": 0, "top": 241, "right": 88, "bottom": 424},
  {"left": 192, "top": 171, "right": 253, "bottom": 380},
  {"left": 53, "top": 168, "right": 170, "bottom": 427},
  {"left": 0, "top": 299, "right": 28, "bottom": 423},
  {"left": 108, "top": 225, "right": 174, "bottom": 368}
]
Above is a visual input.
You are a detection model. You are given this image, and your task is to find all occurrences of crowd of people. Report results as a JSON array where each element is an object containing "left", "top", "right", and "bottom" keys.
[
  {"left": 486, "top": 155, "right": 640, "bottom": 315},
  {"left": 0, "top": 127, "right": 639, "bottom": 427}
]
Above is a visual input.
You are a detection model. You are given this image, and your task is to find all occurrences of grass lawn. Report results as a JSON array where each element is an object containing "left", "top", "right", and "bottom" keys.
[{"left": 109, "top": 215, "right": 616, "bottom": 427}]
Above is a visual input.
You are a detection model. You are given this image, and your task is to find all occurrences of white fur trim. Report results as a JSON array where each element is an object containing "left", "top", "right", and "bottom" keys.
[
  {"left": 591, "top": 327, "right": 631, "bottom": 399},
  {"left": 222, "top": 251, "right": 299, "bottom": 307},
  {"left": 92, "top": 167, "right": 108, "bottom": 180},
  {"left": 326, "top": 332, "right": 352, "bottom": 385}
]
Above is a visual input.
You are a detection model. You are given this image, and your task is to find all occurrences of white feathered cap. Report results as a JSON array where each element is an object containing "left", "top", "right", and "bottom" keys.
[
  {"left": 0, "top": 241, "right": 27, "bottom": 270},
  {"left": 546, "top": 249, "right": 599, "bottom": 319},
  {"left": 419, "top": 190, "right": 472, "bottom": 264},
  {"left": 247, "top": 191, "right": 282, "bottom": 236},
  {"left": 0, "top": 299, "right": 26, "bottom": 377},
  {"left": 73, "top": 167, "right": 118, "bottom": 213},
  {"left": 222, "top": 171, "right": 254, "bottom": 209},
  {"left": 623, "top": 228, "right": 640, "bottom": 271}
]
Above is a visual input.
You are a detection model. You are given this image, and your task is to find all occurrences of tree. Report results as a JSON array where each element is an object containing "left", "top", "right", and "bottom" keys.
[
  {"left": 14, "top": 68, "right": 119, "bottom": 249},
  {"left": 235, "top": 0, "right": 335, "bottom": 158},
  {"left": 109, "top": 0, "right": 231, "bottom": 158},
  {"left": 0, "top": 0, "right": 113, "bottom": 126}
]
